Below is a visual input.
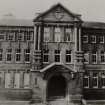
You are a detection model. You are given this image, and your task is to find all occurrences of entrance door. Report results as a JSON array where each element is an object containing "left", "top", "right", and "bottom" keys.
[{"left": 47, "top": 75, "right": 66, "bottom": 99}]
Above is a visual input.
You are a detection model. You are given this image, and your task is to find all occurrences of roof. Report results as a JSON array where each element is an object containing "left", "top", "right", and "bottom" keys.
[
  {"left": 82, "top": 21, "right": 105, "bottom": 29},
  {"left": 34, "top": 3, "right": 82, "bottom": 22},
  {"left": 0, "top": 19, "right": 33, "bottom": 27}
]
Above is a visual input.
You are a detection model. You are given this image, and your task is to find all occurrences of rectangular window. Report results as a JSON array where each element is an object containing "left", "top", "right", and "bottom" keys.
[
  {"left": 100, "top": 51, "right": 105, "bottom": 63},
  {"left": 6, "top": 49, "right": 12, "bottom": 62},
  {"left": 0, "top": 49, "right": 3, "bottom": 61},
  {"left": 99, "top": 35, "right": 104, "bottom": 43},
  {"left": 92, "top": 72, "right": 98, "bottom": 88},
  {"left": 102, "top": 72, "right": 105, "bottom": 88},
  {"left": 24, "top": 49, "right": 30, "bottom": 63},
  {"left": 91, "top": 52, "right": 97, "bottom": 64},
  {"left": 54, "top": 27, "right": 61, "bottom": 42},
  {"left": 14, "top": 72, "right": 20, "bottom": 88},
  {"left": 0, "top": 33, "right": 5, "bottom": 41},
  {"left": 66, "top": 50, "right": 72, "bottom": 63},
  {"left": 44, "top": 27, "right": 50, "bottom": 42},
  {"left": 7, "top": 33, "right": 14, "bottom": 41},
  {"left": 17, "top": 33, "right": 23, "bottom": 41},
  {"left": 5, "top": 72, "right": 11, "bottom": 88},
  {"left": 55, "top": 50, "right": 60, "bottom": 62},
  {"left": 84, "top": 53, "right": 89, "bottom": 64},
  {"left": 65, "top": 28, "right": 72, "bottom": 42},
  {"left": 15, "top": 49, "right": 21, "bottom": 62},
  {"left": 91, "top": 35, "right": 96, "bottom": 43},
  {"left": 83, "top": 35, "right": 88, "bottom": 43},
  {"left": 83, "top": 74, "right": 89, "bottom": 88},
  {"left": 24, "top": 72, "right": 30, "bottom": 88},
  {"left": 43, "top": 50, "right": 49, "bottom": 63}
]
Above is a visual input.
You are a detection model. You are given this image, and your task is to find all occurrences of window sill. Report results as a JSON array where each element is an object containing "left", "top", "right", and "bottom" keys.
[
  {"left": 93, "top": 87, "right": 98, "bottom": 88},
  {"left": 84, "top": 87, "right": 89, "bottom": 88},
  {"left": 66, "top": 62, "right": 73, "bottom": 64},
  {"left": 43, "top": 62, "right": 49, "bottom": 64}
]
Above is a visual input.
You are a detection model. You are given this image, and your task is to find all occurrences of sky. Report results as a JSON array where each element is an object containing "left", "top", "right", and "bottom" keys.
[{"left": 0, "top": 0, "right": 105, "bottom": 22}]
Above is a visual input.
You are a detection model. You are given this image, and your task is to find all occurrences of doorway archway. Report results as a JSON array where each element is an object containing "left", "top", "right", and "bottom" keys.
[{"left": 47, "top": 75, "right": 67, "bottom": 99}]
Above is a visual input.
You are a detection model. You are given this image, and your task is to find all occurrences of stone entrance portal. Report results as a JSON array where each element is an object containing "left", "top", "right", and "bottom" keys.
[{"left": 47, "top": 75, "right": 66, "bottom": 100}]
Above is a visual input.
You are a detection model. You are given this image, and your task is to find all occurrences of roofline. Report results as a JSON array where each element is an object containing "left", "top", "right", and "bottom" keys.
[{"left": 33, "top": 3, "right": 82, "bottom": 22}]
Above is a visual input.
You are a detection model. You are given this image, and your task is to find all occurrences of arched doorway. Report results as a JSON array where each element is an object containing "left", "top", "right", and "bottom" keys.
[{"left": 47, "top": 75, "right": 67, "bottom": 99}]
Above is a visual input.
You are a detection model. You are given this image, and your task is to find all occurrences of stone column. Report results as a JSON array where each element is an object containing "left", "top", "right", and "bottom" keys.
[
  {"left": 42, "top": 80, "right": 47, "bottom": 104},
  {"left": 74, "top": 26, "right": 77, "bottom": 51},
  {"left": 79, "top": 28, "right": 81, "bottom": 51},
  {"left": 20, "top": 71, "right": 24, "bottom": 88}
]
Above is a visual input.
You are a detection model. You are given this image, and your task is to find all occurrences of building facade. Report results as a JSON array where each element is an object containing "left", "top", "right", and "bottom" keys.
[{"left": 0, "top": 3, "right": 105, "bottom": 105}]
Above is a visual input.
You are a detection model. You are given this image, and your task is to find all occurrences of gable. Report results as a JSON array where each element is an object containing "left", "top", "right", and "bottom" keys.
[{"left": 34, "top": 3, "right": 82, "bottom": 22}]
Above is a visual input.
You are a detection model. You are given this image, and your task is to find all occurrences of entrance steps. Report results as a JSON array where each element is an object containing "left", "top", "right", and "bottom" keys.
[{"left": 47, "top": 98, "right": 79, "bottom": 105}]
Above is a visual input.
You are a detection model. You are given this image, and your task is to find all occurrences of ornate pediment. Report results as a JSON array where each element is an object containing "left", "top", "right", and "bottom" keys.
[
  {"left": 34, "top": 3, "right": 82, "bottom": 22},
  {"left": 40, "top": 63, "right": 74, "bottom": 73}
]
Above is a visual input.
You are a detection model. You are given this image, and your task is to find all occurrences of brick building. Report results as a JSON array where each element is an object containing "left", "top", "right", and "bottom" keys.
[{"left": 0, "top": 3, "right": 104, "bottom": 105}]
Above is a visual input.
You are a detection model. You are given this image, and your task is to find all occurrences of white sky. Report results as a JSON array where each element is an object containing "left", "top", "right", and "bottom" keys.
[{"left": 0, "top": 0, "right": 105, "bottom": 22}]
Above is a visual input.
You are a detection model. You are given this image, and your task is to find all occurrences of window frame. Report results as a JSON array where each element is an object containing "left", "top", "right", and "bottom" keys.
[
  {"left": 24, "top": 49, "right": 31, "bottom": 63},
  {"left": 84, "top": 53, "right": 89, "bottom": 64},
  {"left": 65, "top": 28, "right": 72, "bottom": 42},
  {"left": 6, "top": 49, "right": 12, "bottom": 62},
  {"left": 54, "top": 50, "right": 61, "bottom": 63},
  {"left": 54, "top": 27, "right": 61, "bottom": 42},
  {"left": 100, "top": 51, "right": 105, "bottom": 64},
  {"left": 91, "top": 35, "right": 96, "bottom": 43},
  {"left": 65, "top": 50, "right": 72, "bottom": 64},
  {"left": 15, "top": 49, "right": 21, "bottom": 63},
  {"left": 7, "top": 32, "right": 15, "bottom": 41},
  {"left": 43, "top": 50, "right": 49, "bottom": 63},
  {"left": 83, "top": 75, "right": 89, "bottom": 88},
  {"left": 0, "top": 49, "right": 3, "bottom": 62},
  {"left": 0, "top": 33, "right": 5, "bottom": 41},
  {"left": 92, "top": 73, "right": 98, "bottom": 88},
  {"left": 44, "top": 27, "right": 50, "bottom": 42},
  {"left": 83, "top": 35, "right": 88, "bottom": 43},
  {"left": 99, "top": 35, "right": 104, "bottom": 43},
  {"left": 91, "top": 52, "right": 97, "bottom": 64},
  {"left": 102, "top": 73, "right": 105, "bottom": 88}
]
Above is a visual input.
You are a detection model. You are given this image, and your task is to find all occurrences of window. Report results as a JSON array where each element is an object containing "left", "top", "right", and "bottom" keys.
[
  {"left": 24, "top": 49, "right": 30, "bottom": 63},
  {"left": 66, "top": 50, "right": 72, "bottom": 63},
  {"left": 24, "top": 72, "right": 30, "bottom": 88},
  {"left": 91, "top": 35, "right": 96, "bottom": 43},
  {"left": 43, "top": 50, "right": 49, "bottom": 63},
  {"left": 14, "top": 72, "right": 20, "bottom": 88},
  {"left": 100, "top": 51, "right": 105, "bottom": 63},
  {"left": 6, "top": 49, "right": 12, "bottom": 62},
  {"left": 99, "top": 35, "right": 104, "bottom": 43},
  {"left": 0, "top": 33, "right": 5, "bottom": 41},
  {"left": 44, "top": 27, "right": 50, "bottom": 42},
  {"left": 17, "top": 33, "right": 23, "bottom": 41},
  {"left": 83, "top": 73, "right": 89, "bottom": 88},
  {"left": 92, "top": 72, "right": 98, "bottom": 88},
  {"left": 15, "top": 49, "right": 21, "bottom": 62},
  {"left": 24, "top": 31, "right": 32, "bottom": 41},
  {"left": 7, "top": 33, "right": 14, "bottom": 41},
  {"left": 84, "top": 53, "right": 89, "bottom": 64},
  {"left": 54, "top": 27, "right": 61, "bottom": 42},
  {"left": 83, "top": 35, "right": 88, "bottom": 43},
  {"left": 0, "top": 49, "right": 3, "bottom": 61},
  {"left": 55, "top": 50, "right": 60, "bottom": 62},
  {"left": 102, "top": 72, "right": 105, "bottom": 88},
  {"left": 5, "top": 72, "right": 11, "bottom": 88},
  {"left": 65, "top": 28, "right": 72, "bottom": 42},
  {"left": 91, "top": 51, "right": 97, "bottom": 64}
]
